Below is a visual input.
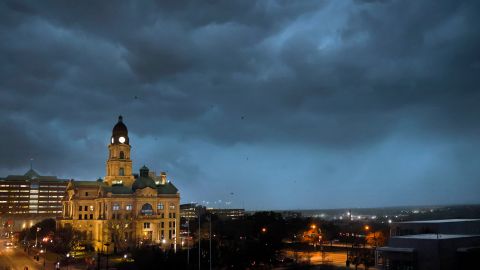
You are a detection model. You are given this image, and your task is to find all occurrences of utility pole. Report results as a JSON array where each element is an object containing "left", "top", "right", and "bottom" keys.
[
  {"left": 198, "top": 212, "right": 201, "bottom": 270},
  {"left": 209, "top": 214, "right": 212, "bottom": 270},
  {"left": 35, "top": 227, "right": 41, "bottom": 247},
  {"left": 187, "top": 219, "right": 190, "bottom": 267}
]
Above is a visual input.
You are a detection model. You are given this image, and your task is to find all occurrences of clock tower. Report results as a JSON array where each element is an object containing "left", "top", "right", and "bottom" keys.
[{"left": 104, "top": 115, "right": 135, "bottom": 186}]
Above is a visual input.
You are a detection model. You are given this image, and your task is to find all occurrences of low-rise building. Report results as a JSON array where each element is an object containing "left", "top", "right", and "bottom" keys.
[
  {"left": 376, "top": 219, "right": 480, "bottom": 270},
  {"left": 180, "top": 203, "right": 205, "bottom": 219},
  {"left": 207, "top": 208, "right": 245, "bottom": 220}
]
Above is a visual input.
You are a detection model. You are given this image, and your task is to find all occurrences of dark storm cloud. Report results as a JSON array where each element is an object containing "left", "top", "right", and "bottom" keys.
[{"left": 1, "top": 0, "right": 479, "bottom": 209}]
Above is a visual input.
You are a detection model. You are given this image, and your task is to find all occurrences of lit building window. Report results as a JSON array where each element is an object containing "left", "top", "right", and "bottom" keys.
[
  {"left": 169, "top": 203, "right": 175, "bottom": 210},
  {"left": 113, "top": 203, "right": 120, "bottom": 211},
  {"left": 157, "top": 203, "right": 164, "bottom": 210},
  {"left": 141, "top": 203, "right": 153, "bottom": 215},
  {"left": 126, "top": 204, "right": 133, "bottom": 211}
]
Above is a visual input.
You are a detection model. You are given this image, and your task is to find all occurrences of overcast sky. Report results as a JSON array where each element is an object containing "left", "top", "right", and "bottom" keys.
[{"left": 1, "top": 0, "right": 479, "bottom": 210}]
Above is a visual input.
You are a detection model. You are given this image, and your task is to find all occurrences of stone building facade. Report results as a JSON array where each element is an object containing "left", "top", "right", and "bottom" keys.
[{"left": 58, "top": 116, "right": 180, "bottom": 252}]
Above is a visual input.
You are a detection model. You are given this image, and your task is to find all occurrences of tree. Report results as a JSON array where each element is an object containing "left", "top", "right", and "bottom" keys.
[
  {"left": 107, "top": 216, "right": 135, "bottom": 252},
  {"left": 54, "top": 226, "right": 84, "bottom": 254},
  {"left": 365, "top": 231, "right": 386, "bottom": 247}
]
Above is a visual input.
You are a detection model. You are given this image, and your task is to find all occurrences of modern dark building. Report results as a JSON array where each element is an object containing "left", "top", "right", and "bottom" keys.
[
  {"left": 180, "top": 203, "right": 245, "bottom": 220},
  {"left": 180, "top": 203, "right": 205, "bottom": 219},
  {"left": 376, "top": 219, "right": 480, "bottom": 270},
  {"left": 207, "top": 208, "right": 245, "bottom": 220},
  {"left": 0, "top": 169, "right": 69, "bottom": 232}
]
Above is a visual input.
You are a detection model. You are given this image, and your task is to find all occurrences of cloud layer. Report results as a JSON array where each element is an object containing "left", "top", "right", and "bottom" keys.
[{"left": 1, "top": 0, "right": 480, "bottom": 209}]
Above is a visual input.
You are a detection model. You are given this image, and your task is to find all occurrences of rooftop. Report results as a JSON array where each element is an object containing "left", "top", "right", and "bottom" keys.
[
  {"left": 395, "top": 219, "right": 480, "bottom": 224},
  {"left": 1, "top": 169, "right": 68, "bottom": 182},
  {"left": 377, "top": 247, "right": 415, "bottom": 253},
  {"left": 393, "top": 234, "right": 480, "bottom": 240}
]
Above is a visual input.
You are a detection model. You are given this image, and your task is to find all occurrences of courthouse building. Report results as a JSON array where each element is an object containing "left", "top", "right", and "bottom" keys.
[{"left": 58, "top": 116, "right": 180, "bottom": 252}]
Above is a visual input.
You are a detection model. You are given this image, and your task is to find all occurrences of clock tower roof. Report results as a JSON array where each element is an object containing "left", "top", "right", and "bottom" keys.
[{"left": 112, "top": 115, "right": 128, "bottom": 136}]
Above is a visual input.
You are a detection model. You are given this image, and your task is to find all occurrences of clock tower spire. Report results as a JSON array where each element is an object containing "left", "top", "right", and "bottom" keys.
[{"left": 104, "top": 115, "right": 134, "bottom": 186}]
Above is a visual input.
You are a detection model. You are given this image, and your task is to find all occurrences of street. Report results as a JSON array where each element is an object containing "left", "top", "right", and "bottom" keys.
[
  {"left": 283, "top": 249, "right": 373, "bottom": 270},
  {"left": 0, "top": 238, "right": 41, "bottom": 270},
  {"left": 0, "top": 239, "right": 60, "bottom": 270}
]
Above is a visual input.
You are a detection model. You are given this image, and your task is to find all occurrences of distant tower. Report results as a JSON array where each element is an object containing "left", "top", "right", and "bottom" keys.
[{"left": 104, "top": 116, "right": 135, "bottom": 186}]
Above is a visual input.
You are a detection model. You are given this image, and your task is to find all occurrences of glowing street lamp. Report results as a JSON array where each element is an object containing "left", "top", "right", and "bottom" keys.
[
  {"left": 261, "top": 227, "right": 267, "bottom": 233},
  {"left": 66, "top": 253, "right": 70, "bottom": 270},
  {"left": 35, "top": 227, "right": 41, "bottom": 247}
]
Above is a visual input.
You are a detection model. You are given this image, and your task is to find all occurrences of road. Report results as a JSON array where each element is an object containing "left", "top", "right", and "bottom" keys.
[
  {"left": 0, "top": 239, "right": 59, "bottom": 270},
  {"left": 0, "top": 239, "right": 41, "bottom": 270},
  {"left": 283, "top": 249, "right": 373, "bottom": 270}
]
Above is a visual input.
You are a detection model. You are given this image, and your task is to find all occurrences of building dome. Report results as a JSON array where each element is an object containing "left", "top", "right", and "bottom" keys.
[
  {"left": 132, "top": 176, "right": 157, "bottom": 191},
  {"left": 112, "top": 115, "right": 128, "bottom": 136},
  {"left": 111, "top": 115, "right": 129, "bottom": 144}
]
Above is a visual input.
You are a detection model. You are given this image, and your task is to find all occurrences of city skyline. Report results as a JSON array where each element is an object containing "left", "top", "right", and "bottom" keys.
[{"left": 1, "top": 1, "right": 480, "bottom": 210}]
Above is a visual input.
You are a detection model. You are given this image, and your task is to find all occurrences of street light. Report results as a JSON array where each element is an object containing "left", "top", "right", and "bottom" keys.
[
  {"left": 35, "top": 227, "right": 41, "bottom": 247},
  {"left": 40, "top": 249, "right": 46, "bottom": 270},
  {"left": 364, "top": 225, "right": 370, "bottom": 248},
  {"left": 104, "top": 242, "right": 111, "bottom": 270},
  {"left": 66, "top": 253, "right": 70, "bottom": 270}
]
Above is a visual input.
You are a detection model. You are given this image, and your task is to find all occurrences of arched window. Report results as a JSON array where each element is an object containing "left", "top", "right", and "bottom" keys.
[
  {"left": 119, "top": 168, "right": 124, "bottom": 176},
  {"left": 119, "top": 151, "right": 125, "bottom": 159},
  {"left": 141, "top": 203, "right": 153, "bottom": 216}
]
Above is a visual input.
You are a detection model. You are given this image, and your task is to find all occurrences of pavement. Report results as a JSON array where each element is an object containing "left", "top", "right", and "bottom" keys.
[
  {"left": 283, "top": 249, "right": 376, "bottom": 270},
  {"left": 0, "top": 239, "right": 83, "bottom": 270}
]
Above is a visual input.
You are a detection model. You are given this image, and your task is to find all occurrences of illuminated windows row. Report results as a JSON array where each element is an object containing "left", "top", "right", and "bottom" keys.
[
  {"left": 78, "top": 205, "right": 94, "bottom": 211},
  {"left": 78, "top": 214, "right": 94, "bottom": 220}
]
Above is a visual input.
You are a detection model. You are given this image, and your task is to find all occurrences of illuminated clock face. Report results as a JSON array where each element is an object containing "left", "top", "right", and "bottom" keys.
[
  {"left": 119, "top": 136, "right": 126, "bottom": 143},
  {"left": 111, "top": 137, "right": 114, "bottom": 144}
]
